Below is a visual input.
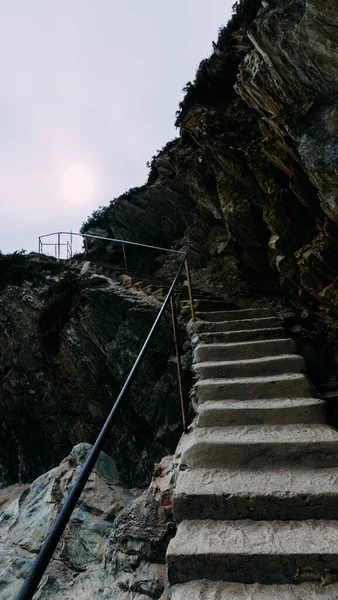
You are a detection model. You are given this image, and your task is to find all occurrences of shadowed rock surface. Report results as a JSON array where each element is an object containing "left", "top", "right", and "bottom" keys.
[{"left": 0, "top": 253, "right": 189, "bottom": 487}]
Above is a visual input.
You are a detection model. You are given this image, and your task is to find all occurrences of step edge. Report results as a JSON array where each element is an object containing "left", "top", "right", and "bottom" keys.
[
  {"left": 194, "top": 373, "right": 310, "bottom": 386},
  {"left": 193, "top": 354, "right": 304, "bottom": 368}
]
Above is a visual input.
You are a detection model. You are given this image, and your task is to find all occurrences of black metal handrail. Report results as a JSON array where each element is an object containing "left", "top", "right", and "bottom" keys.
[{"left": 17, "top": 233, "right": 194, "bottom": 599}]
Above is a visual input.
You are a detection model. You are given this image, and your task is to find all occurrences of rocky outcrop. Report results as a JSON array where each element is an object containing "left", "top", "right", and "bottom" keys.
[
  {"left": 0, "top": 444, "right": 174, "bottom": 600},
  {"left": 0, "top": 254, "right": 189, "bottom": 487},
  {"left": 106, "top": 454, "right": 176, "bottom": 599},
  {"left": 0, "top": 443, "right": 136, "bottom": 599},
  {"left": 81, "top": 0, "right": 338, "bottom": 333}
]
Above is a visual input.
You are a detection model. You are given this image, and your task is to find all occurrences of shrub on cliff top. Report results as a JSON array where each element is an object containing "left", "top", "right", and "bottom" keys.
[
  {"left": 175, "top": 0, "right": 262, "bottom": 127},
  {"left": 0, "top": 250, "right": 49, "bottom": 288},
  {"left": 79, "top": 206, "right": 107, "bottom": 233}
]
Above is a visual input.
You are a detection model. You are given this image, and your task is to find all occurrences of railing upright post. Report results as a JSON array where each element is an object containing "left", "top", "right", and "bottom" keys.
[
  {"left": 184, "top": 256, "right": 195, "bottom": 321},
  {"left": 57, "top": 233, "right": 61, "bottom": 259},
  {"left": 38, "top": 237, "right": 41, "bottom": 254},
  {"left": 122, "top": 242, "right": 129, "bottom": 275},
  {"left": 170, "top": 294, "right": 188, "bottom": 433}
]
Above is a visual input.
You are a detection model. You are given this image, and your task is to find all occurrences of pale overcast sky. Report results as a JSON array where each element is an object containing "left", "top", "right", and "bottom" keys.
[{"left": 0, "top": 1, "right": 234, "bottom": 254}]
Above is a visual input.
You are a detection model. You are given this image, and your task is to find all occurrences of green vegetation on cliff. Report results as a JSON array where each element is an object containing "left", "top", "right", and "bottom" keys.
[{"left": 175, "top": 0, "right": 262, "bottom": 126}]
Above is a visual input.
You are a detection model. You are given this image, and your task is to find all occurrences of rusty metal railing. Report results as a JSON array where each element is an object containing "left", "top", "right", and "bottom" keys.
[
  {"left": 16, "top": 232, "right": 195, "bottom": 600},
  {"left": 38, "top": 231, "right": 195, "bottom": 321}
]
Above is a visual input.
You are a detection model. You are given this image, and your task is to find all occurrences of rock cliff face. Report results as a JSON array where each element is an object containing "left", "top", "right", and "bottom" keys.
[
  {"left": 0, "top": 253, "right": 189, "bottom": 488},
  {"left": 2, "top": 0, "right": 338, "bottom": 597},
  {"left": 0, "top": 443, "right": 131, "bottom": 599},
  {"left": 235, "top": 0, "right": 338, "bottom": 310},
  {"left": 0, "top": 443, "right": 174, "bottom": 599},
  {"left": 82, "top": 0, "right": 338, "bottom": 333}
]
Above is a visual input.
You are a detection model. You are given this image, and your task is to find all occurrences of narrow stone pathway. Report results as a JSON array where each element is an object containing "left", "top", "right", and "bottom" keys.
[{"left": 166, "top": 307, "right": 338, "bottom": 598}]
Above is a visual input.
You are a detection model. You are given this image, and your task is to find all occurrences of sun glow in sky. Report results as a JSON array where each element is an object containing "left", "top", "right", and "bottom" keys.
[
  {"left": 0, "top": 0, "right": 234, "bottom": 253},
  {"left": 61, "top": 165, "right": 96, "bottom": 206}
]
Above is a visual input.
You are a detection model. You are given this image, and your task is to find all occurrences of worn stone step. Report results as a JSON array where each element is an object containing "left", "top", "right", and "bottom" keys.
[
  {"left": 167, "top": 519, "right": 338, "bottom": 585},
  {"left": 173, "top": 464, "right": 338, "bottom": 521},
  {"left": 178, "top": 424, "right": 338, "bottom": 469},
  {"left": 194, "top": 373, "right": 314, "bottom": 403},
  {"left": 191, "top": 316, "right": 281, "bottom": 333},
  {"left": 196, "top": 308, "right": 274, "bottom": 322},
  {"left": 181, "top": 299, "right": 236, "bottom": 312},
  {"left": 170, "top": 580, "right": 338, "bottom": 599},
  {"left": 194, "top": 354, "right": 304, "bottom": 380},
  {"left": 196, "top": 398, "right": 325, "bottom": 427},
  {"left": 193, "top": 339, "right": 296, "bottom": 363},
  {"left": 196, "top": 327, "right": 287, "bottom": 344}
]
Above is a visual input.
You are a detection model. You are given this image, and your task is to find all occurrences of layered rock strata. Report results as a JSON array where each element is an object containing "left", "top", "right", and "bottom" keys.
[
  {"left": 0, "top": 254, "right": 189, "bottom": 487},
  {"left": 82, "top": 0, "right": 338, "bottom": 331}
]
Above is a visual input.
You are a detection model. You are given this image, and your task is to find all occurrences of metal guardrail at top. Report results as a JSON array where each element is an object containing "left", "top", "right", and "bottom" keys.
[
  {"left": 39, "top": 232, "right": 73, "bottom": 259},
  {"left": 16, "top": 232, "right": 195, "bottom": 600},
  {"left": 38, "top": 231, "right": 187, "bottom": 258},
  {"left": 38, "top": 231, "right": 195, "bottom": 320}
]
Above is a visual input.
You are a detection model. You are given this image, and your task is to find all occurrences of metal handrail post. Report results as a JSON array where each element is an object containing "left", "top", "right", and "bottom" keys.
[
  {"left": 121, "top": 243, "right": 129, "bottom": 275},
  {"left": 170, "top": 295, "right": 187, "bottom": 432},
  {"left": 184, "top": 256, "right": 195, "bottom": 321},
  {"left": 57, "top": 233, "right": 61, "bottom": 259}
]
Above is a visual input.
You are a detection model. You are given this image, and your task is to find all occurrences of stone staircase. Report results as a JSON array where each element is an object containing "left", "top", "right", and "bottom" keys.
[
  {"left": 166, "top": 307, "right": 338, "bottom": 598},
  {"left": 66, "top": 258, "right": 212, "bottom": 303}
]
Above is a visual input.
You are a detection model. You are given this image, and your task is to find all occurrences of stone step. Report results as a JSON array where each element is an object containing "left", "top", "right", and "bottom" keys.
[
  {"left": 193, "top": 354, "right": 304, "bottom": 380},
  {"left": 196, "top": 308, "right": 275, "bottom": 322},
  {"left": 178, "top": 424, "right": 338, "bottom": 469},
  {"left": 196, "top": 398, "right": 326, "bottom": 427},
  {"left": 196, "top": 327, "right": 287, "bottom": 344},
  {"left": 173, "top": 465, "right": 338, "bottom": 521},
  {"left": 170, "top": 580, "right": 338, "bottom": 599},
  {"left": 192, "top": 316, "right": 281, "bottom": 333},
  {"left": 193, "top": 339, "right": 296, "bottom": 363},
  {"left": 181, "top": 299, "right": 237, "bottom": 312},
  {"left": 167, "top": 519, "right": 338, "bottom": 585},
  {"left": 194, "top": 373, "right": 314, "bottom": 403}
]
